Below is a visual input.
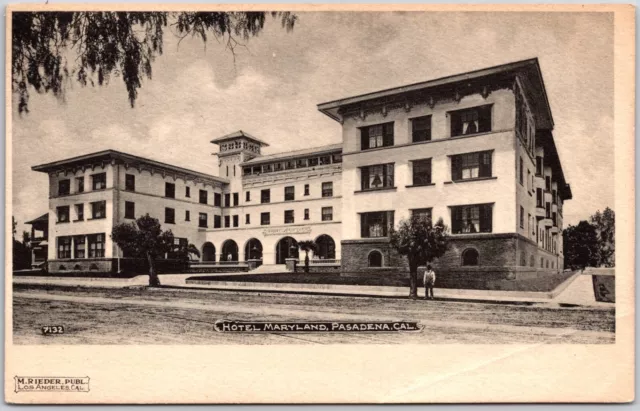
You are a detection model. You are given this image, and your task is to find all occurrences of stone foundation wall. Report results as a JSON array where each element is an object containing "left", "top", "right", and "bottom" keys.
[
  {"left": 341, "top": 233, "right": 565, "bottom": 290},
  {"left": 48, "top": 258, "right": 189, "bottom": 274}
]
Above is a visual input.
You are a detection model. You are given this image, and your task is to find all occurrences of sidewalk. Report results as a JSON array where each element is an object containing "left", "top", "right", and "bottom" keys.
[{"left": 13, "top": 271, "right": 612, "bottom": 307}]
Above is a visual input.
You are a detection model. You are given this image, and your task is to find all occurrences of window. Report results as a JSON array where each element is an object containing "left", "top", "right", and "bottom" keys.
[
  {"left": 360, "top": 122, "right": 394, "bottom": 150},
  {"left": 91, "top": 201, "right": 106, "bottom": 219},
  {"left": 412, "top": 208, "right": 432, "bottom": 222},
  {"left": 309, "top": 158, "right": 318, "bottom": 167},
  {"left": 536, "top": 156, "right": 543, "bottom": 175},
  {"left": 411, "top": 115, "right": 432, "bottom": 142},
  {"left": 224, "top": 194, "right": 231, "bottom": 207},
  {"left": 545, "top": 176, "right": 551, "bottom": 191},
  {"left": 58, "top": 179, "right": 70, "bottom": 196},
  {"left": 322, "top": 207, "right": 333, "bottom": 221},
  {"left": 546, "top": 202, "right": 551, "bottom": 218},
  {"left": 185, "top": 210, "right": 190, "bottom": 221},
  {"left": 304, "top": 184, "right": 310, "bottom": 196},
  {"left": 296, "top": 159, "right": 307, "bottom": 168},
  {"left": 76, "top": 177, "right": 84, "bottom": 193},
  {"left": 319, "top": 155, "right": 331, "bottom": 165},
  {"left": 450, "top": 105, "right": 491, "bottom": 137},
  {"left": 520, "top": 252, "right": 527, "bottom": 266},
  {"left": 286, "top": 160, "right": 295, "bottom": 170},
  {"left": 552, "top": 189, "right": 557, "bottom": 205},
  {"left": 527, "top": 169, "right": 531, "bottom": 191},
  {"left": 74, "top": 204, "right": 84, "bottom": 221},
  {"left": 261, "top": 212, "right": 270, "bottom": 226},
  {"left": 233, "top": 193, "right": 239, "bottom": 206},
  {"left": 361, "top": 164, "right": 394, "bottom": 190},
  {"left": 520, "top": 206, "right": 524, "bottom": 228},
  {"left": 528, "top": 213, "right": 531, "bottom": 235},
  {"left": 519, "top": 157, "right": 524, "bottom": 185},
  {"left": 125, "top": 201, "right": 135, "bottom": 219},
  {"left": 92, "top": 173, "right": 106, "bottom": 190},
  {"left": 74, "top": 236, "right": 85, "bottom": 259},
  {"left": 165, "top": 182, "right": 175, "bottom": 198},
  {"left": 284, "top": 210, "right": 294, "bottom": 224},
  {"left": 226, "top": 166, "right": 229, "bottom": 177},
  {"left": 360, "top": 211, "right": 394, "bottom": 238},
  {"left": 165, "top": 207, "right": 175, "bottom": 224},
  {"left": 412, "top": 159, "right": 432, "bottom": 186},
  {"left": 199, "top": 190, "right": 208, "bottom": 204},
  {"left": 214, "top": 215, "right": 221, "bottom": 228},
  {"left": 451, "top": 151, "right": 492, "bottom": 181},
  {"left": 57, "top": 206, "right": 70, "bottom": 223},
  {"left": 199, "top": 213, "right": 208, "bottom": 228},
  {"left": 322, "top": 182, "right": 333, "bottom": 197},
  {"left": 233, "top": 215, "right": 239, "bottom": 227},
  {"left": 261, "top": 189, "right": 270, "bottom": 204},
  {"left": 245, "top": 214, "right": 250, "bottom": 224},
  {"left": 536, "top": 188, "right": 543, "bottom": 207},
  {"left": 125, "top": 174, "right": 135, "bottom": 191},
  {"left": 368, "top": 251, "right": 383, "bottom": 267},
  {"left": 451, "top": 204, "right": 493, "bottom": 234},
  {"left": 462, "top": 248, "right": 479, "bottom": 266},
  {"left": 57, "top": 236, "right": 72, "bottom": 259},
  {"left": 304, "top": 209, "right": 310, "bottom": 220},
  {"left": 246, "top": 191, "right": 251, "bottom": 202},
  {"left": 88, "top": 233, "right": 105, "bottom": 257},
  {"left": 285, "top": 186, "right": 295, "bottom": 201},
  {"left": 224, "top": 216, "right": 230, "bottom": 228},
  {"left": 214, "top": 193, "right": 221, "bottom": 207}
]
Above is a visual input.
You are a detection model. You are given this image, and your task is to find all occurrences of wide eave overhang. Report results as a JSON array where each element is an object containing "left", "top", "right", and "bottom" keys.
[
  {"left": 32, "top": 150, "right": 229, "bottom": 185},
  {"left": 317, "top": 58, "right": 554, "bottom": 130},
  {"left": 210, "top": 130, "right": 270, "bottom": 147}
]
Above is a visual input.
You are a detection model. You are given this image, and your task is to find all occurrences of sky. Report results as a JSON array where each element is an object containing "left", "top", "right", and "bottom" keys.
[{"left": 11, "top": 11, "right": 614, "bottom": 235}]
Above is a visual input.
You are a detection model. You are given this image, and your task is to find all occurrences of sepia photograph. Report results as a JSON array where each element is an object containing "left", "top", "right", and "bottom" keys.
[{"left": 5, "top": 4, "right": 634, "bottom": 404}]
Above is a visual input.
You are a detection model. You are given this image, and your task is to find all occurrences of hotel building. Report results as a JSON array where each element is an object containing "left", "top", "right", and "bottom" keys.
[{"left": 29, "top": 58, "right": 571, "bottom": 288}]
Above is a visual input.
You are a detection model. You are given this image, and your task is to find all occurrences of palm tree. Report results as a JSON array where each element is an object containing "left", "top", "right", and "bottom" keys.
[{"left": 297, "top": 240, "right": 317, "bottom": 273}]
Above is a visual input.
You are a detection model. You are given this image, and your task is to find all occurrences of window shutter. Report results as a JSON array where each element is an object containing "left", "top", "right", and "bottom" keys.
[
  {"left": 480, "top": 204, "right": 493, "bottom": 232},
  {"left": 383, "top": 123, "right": 394, "bottom": 146},
  {"left": 361, "top": 128, "right": 369, "bottom": 150},
  {"left": 361, "top": 167, "right": 369, "bottom": 190},
  {"left": 479, "top": 106, "right": 492, "bottom": 132},
  {"left": 480, "top": 152, "right": 492, "bottom": 177},
  {"left": 452, "top": 156, "right": 462, "bottom": 181},
  {"left": 451, "top": 207, "right": 461, "bottom": 234}
]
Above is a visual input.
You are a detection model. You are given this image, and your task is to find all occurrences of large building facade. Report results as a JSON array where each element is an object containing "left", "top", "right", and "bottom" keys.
[{"left": 30, "top": 59, "right": 571, "bottom": 287}]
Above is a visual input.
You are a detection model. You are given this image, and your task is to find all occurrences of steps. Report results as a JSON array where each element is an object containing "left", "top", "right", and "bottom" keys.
[{"left": 249, "top": 264, "right": 289, "bottom": 274}]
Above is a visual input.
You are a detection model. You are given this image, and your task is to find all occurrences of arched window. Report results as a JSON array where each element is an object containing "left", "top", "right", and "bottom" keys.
[
  {"left": 89, "top": 264, "right": 99, "bottom": 271},
  {"left": 368, "top": 251, "right": 383, "bottom": 267},
  {"left": 519, "top": 251, "right": 527, "bottom": 266},
  {"left": 58, "top": 265, "right": 66, "bottom": 271},
  {"left": 462, "top": 248, "right": 479, "bottom": 266},
  {"left": 73, "top": 264, "right": 82, "bottom": 271}
]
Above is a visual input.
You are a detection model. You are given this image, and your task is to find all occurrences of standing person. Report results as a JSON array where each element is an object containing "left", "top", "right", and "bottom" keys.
[
  {"left": 227, "top": 252, "right": 233, "bottom": 262},
  {"left": 423, "top": 264, "right": 436, "bottom": 300}
]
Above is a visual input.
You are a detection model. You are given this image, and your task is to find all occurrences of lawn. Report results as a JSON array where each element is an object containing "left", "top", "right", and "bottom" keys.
[
  {"left": 187, "top": 272, "right": 409, "bottom": 287},
  {"left": 187, "top": 270, "right": 580, "bottom": 292}
]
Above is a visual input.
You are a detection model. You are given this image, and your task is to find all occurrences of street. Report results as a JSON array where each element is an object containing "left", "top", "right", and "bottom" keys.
[{"left": 12, "top": 285, "right": 615, "bottom": 344}]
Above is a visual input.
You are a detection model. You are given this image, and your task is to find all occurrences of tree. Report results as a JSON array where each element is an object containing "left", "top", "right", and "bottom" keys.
[
  {"left": 173, "top": 242, "right": 201, "bottom": 271},
  {"left": 590, "top": 207, "right": 615, "bottom": 267},
  {"left": 563, "top": 221, "right": 599, "bottom": 270},
  {"left": 390, "top": 215, "right": 448, "bottom": 299},
  {"left": 111, "top": 214, "right": 174, "bottom": 286},
  {"left": 12, "top": 11, "right": 296, "bottom": 113},
  {"left": 297, "top": 240, "right": 317, "bottom": 273},
  {"left": 11, "top": 218, "right": 32, "bottom": 270}
]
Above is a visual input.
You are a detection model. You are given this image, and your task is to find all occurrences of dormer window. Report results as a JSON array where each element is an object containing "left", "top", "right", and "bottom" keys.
[{"left": 450, "top": 105, "right": 492, "bottom": 137}]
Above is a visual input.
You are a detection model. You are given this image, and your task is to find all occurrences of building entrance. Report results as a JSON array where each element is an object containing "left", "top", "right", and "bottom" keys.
[{"left": 276, "top": 236, "right": 299, "bottom": 265}]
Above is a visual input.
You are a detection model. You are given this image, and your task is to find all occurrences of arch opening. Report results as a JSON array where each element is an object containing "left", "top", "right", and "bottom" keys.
[
  {"left": 221, "top": 240, "right": 239, "bottom": 262},
  {"left": 368, "top": 250, "right": 383, "bottom": 267},
  {"left": 315, "top": 235, "right": 336, "bottom": 260},
  {"left": 244, "top": 238, "right": 263, "bottom": 262},
  {"left": 202, "top": 242, "right": 216, "bottom": 262},
  {"left": 276, "top": 236, "right": 298, "bottom": 265},
  {"left": 462, "top": 248, "right": 479, "bottom": 266}
]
